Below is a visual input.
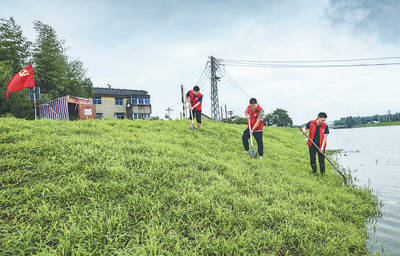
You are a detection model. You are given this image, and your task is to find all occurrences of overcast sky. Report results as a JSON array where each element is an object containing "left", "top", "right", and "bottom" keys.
[{"left": 2, "top": 0, "right": 400, "bottom": 124}]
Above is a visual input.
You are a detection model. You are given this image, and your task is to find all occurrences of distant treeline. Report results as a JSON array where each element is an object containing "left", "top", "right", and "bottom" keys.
[
  {"left": 226, "top": 108, "right": 294, "bottom": 127},
  {"left": 333, "top": 112, "right": 400, "bottom": 128},
  {"left": 0, "top": 17, "right": 93, "bottom": 119}
]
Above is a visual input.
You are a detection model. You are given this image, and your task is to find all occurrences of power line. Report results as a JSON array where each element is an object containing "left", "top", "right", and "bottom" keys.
[
  {"left": 221, "top": 56, "right": 400, "bottom": 64},
  {"left": 217, "top": 68, "right": 250, "bottom": 100},
  {"left": 219, "top": 76, "right": 248, "bottom": 101},
  {"left": 219, "top": 68, "right": 249, "bottom": 98},
  {"left": 194, "top": 61, "right": 209, "bottom": 87},
  {"left": 221, "top": 62, "right": 400, "bottom": 68},
  {"left": 169, "top": 63, "right": 211, "bottom": 117},
  {"left": 198, "top": 67, "right": 210, "bottom": 90}
]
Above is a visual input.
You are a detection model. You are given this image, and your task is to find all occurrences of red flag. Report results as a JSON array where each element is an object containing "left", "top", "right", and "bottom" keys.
[{"left": 6, "top": 64, "right": 35, "bottom": 98}]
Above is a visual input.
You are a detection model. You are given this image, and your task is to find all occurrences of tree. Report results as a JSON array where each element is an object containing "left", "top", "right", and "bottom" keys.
[
  {"left": 233, "top": 117, "right": 248, "bottom": 125},
  {"left": 344, "top": 116, "right": 356, "bottom": 128},
  {"left": 0, "top": 17, "right": 31, "bottom": 72},
  {"left": 264, "top": 108, "right": 293, "bottom": 127},
  {"left": 0, "top": 17, "right": 34, "bottom": 119},
  {"left": 32, "top": 21, "right": 92, "bottom": 100},
  {"left": 32, "top": 20, "right": 69, "bottom": 99},
  {"left": 264, "top": 113, "right": 274, "bottom": 126},
  {"left": 1, "top": 17, "right": 97, "bottom": 119}
]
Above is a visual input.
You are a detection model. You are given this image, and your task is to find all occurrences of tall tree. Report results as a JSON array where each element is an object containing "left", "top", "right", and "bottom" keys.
[
  {"left": 0, "top": 17, "right": 34, "bottom": 118},
  {"left": 1, "top": 18, "right": 93, "bottom": 119},
  {"left": 32, "top": 20, "right": 69, "bottom": 98},
  {"left": 32, "top": 21, "right": 92, "bottom": 100}
]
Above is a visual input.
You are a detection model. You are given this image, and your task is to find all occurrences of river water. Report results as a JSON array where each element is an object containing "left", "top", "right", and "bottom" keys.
[{"left": 327, "top": 126, "right": 400, "bottom": 255}]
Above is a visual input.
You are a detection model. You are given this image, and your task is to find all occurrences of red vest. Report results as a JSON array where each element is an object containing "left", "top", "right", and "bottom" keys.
[
  {"left": 247, "top": 105, "right": 264, "bottom": 131},
  {"left": 188, "top": 90, "right": 203, "bottom": 111},
  {"left": 308, "top": 119, "right": 327, "bottom": 150}
]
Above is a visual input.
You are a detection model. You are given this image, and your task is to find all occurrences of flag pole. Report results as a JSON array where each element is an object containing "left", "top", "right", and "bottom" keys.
[{"left": 33, "top": 85, "right": 37, "bottom": 120}]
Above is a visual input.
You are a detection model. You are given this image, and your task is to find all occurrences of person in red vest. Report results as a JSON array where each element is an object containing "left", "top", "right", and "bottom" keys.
[
  {"left": 301, "top": 112, "right": 330, "bottom": 175},
  {"left": 243, "top": 98, "right": 265, "bottom": 159},
  {"left": 185, "top": 86, "right": 203, "bottom": 129}
]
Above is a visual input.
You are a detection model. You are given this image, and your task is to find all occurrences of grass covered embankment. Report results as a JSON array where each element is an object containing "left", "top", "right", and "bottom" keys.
[
  {"left": 0, "top": 117, "right": 379, "bottom": 255},
  {"left": 354, "top": 121, "right": 400, "bottom": 128}
]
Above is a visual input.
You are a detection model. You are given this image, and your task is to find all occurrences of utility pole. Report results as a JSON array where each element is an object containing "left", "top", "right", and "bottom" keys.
[
  {"left": 210, "top": 56, "right": 221, "bottom": 120},
  {"left": 166, "top": 107, "right": 173, "bottom": 120},
  {"left": 388, "top": 110, "right": 391, "bottom": 122},
  {"left": 220, "top": 106, "right": 224, "bottom": 120},
  {"left": 33, "top": 85, "right": 37, "bottom": 120},
  {"left": 181, "top": 84, "right": 186, "bottom": 119},
  {"left": 225, "top": 105, "right": 228, "bottom": 123}
]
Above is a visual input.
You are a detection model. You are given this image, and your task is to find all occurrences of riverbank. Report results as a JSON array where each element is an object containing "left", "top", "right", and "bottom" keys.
[
  {"left": 353, "top": 121, "right": 400, "bottom": 128},
  {"left": 0, "top": 117, "right": 380, "bottom": 255}
]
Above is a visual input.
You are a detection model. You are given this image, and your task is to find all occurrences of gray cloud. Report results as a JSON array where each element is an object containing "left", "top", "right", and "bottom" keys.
[{"left": 327, "top": 0, "right": 400, "bottom": 43}]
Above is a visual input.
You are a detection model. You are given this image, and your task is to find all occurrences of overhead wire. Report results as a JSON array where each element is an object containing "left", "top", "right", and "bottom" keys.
[
  {"left": 170, "top": 62, "right": 210, "bottom": 117},
  {"left": 221, "top": 56, "right": 400, "bottom": 64},
  {"left": 221, "top": 62, "right": 400, "bottom": 68},
  {"left": 217, "top": 67, "right": 250, "bottom": 100},
  {"left": 194, "top": 61, "right": 209, "bottom": 87},
  {"left": 171, "top": 55, "right": 400, "bottom": 118}
]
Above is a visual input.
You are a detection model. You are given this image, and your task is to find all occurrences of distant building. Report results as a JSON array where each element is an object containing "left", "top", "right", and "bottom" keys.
[{"left": 92, "top": 87, "right": 151, "bottom": 120}]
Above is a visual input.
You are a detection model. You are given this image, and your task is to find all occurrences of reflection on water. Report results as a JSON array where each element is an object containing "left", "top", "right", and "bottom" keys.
[{"left": 328, "top": 126, "right": 400, "bottom": 255}]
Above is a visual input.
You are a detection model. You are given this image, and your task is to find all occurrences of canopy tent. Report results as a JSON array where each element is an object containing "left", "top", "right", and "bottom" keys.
[{"left": 38, "top": 96, "right": 96, "bottom": 120}]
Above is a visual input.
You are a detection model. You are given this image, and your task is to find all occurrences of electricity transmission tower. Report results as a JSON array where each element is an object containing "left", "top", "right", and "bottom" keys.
[{"left": 210, "top": 56, "right": 221, "bottom": 120}]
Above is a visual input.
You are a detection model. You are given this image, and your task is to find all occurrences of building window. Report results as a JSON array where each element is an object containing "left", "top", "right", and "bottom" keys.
[
  {"left": 93, "top": 96, "right": 102, "bottom": 104},
  {"left": 115, "top": 97, "right": 123, "bottom": 105},
  {"left": 133, "top": 113, "right": 138, "bottom": 119},
  {"left": 96, "top": 113, "right": 103, "bottom": 119},
  {"left": 131, "top": 96, "right": 150, "bottom": 105},
  {"left": 138, "top": 97, "right": 144, "bottom": 104},
  {"left": 115, "top": 113, "right": 125, "bottom": 119}
]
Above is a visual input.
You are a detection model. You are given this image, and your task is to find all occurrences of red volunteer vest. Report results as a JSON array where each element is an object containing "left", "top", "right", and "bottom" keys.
[
  {"left": 188, "top": 90, "right": 203, "bottom": 111},
  {"left": 307, "top": 119, "right": 327, "bottom": 150},
  {"left": 247, "top": 105, "right": 264, "bottom": 131}
]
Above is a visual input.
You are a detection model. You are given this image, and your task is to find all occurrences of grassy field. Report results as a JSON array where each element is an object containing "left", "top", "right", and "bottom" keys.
[
  {"left": 0, "top": 117, "right": 380, "bottom": 255},
  {"left": 354, "top": 121, "right": 400, "bottom": 128}
]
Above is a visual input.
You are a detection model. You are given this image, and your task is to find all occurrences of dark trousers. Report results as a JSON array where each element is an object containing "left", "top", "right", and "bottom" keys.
[
  {"left": 309, "top": 145, "right": 325, "bottom": 174},
  {"left": 189, "top": 110, "right": 201, "bottom": 124},
  {"left": 242, "top": 128, "right": 263, "bottom": 156}
]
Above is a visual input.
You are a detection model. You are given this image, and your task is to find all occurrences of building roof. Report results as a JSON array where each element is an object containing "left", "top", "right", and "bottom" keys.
[{"left": 93, "top": 87, "right": 149, "bottom": 97}]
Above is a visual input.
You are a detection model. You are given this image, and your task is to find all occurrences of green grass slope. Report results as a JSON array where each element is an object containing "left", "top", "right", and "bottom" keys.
[{"left": 0, "top": 117, "right": 379, "bottom": 255}]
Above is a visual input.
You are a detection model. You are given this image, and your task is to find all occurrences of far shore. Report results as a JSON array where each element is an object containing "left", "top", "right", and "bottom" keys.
[
  {"left": 353, "top": 121, "right": 400, "bottom": 128},
  {"left": 329, "top": 121, "right": 400, "bottom": 129}
]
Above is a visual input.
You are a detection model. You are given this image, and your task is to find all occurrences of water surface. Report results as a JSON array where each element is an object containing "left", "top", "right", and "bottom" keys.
[{"left": 328, "top": 126, "right": 400, "bottom": 255}]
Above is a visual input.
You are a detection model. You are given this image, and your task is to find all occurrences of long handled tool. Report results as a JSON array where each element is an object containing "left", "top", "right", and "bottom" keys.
[
  {"left": 300, "top": 128, "right": 347, "bottom": 184},
  {"left": 248, "top": 119, "right": 257, "bottom": 158},
  {"left": 190, "top": 108, "right": 196, "bottom": 131}
]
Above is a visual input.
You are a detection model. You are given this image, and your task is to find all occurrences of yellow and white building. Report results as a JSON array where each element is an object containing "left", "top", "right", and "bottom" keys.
[{"left": 92, "top": 87, "right": 151, "bottom": 119}]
